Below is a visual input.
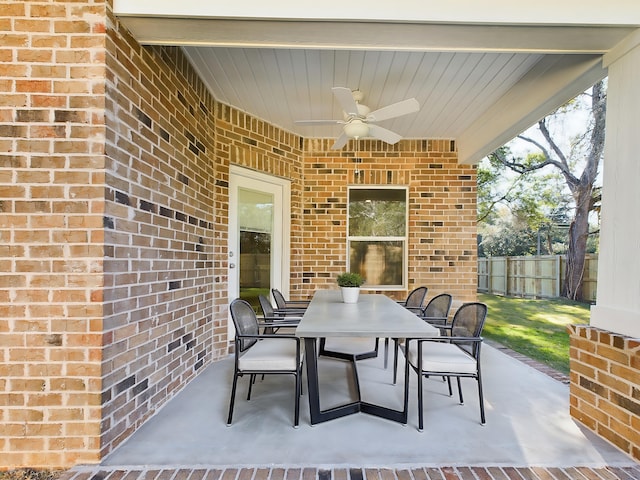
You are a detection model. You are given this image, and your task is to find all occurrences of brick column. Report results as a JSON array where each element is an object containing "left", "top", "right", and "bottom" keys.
[
  {"left": 0, "top": 0, "right": 107, "bottom": 468},
  {"left": 568, "top": 324, "right": 640, "bottom": 461}
]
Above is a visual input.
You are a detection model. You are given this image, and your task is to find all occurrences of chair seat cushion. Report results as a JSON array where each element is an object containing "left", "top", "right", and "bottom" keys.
[
  {"left": 407, "top": 341, "right": 477, "bottom": 374},
  {"left": 238, "top": 339, "right": 301, "bottom": 371}
]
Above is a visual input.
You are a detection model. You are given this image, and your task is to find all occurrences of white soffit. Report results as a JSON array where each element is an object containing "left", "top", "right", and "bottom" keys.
[
  {"left": 113, "top": 0, "right": 640, "bottom": 163},
  {"left": 113, "top": 0, "right": 640, "bottom": 26}
]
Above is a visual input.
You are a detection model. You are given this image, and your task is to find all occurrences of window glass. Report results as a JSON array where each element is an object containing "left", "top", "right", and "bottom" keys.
[
  {"left": 238, "top": 188, "right": 273, "bottom": 309},
  {"left": 348, "top": 187, "right": 407, "bottom": 289},
  {"left": 348, "top": 188, "right": 406, "bottom": 236}
]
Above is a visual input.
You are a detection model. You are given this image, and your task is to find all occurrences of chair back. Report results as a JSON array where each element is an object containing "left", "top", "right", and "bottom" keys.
[
  {"left": 422, "top": 293, "right": 452, "bottom": 320},
  {"left": 229, "top": 299, "right": 259, "bottom": 352},
  {"left": 450, "top": 302, "right": 488, "bottom": 356},
  {"left": 271, "top": 288, "right": 287, "bottom": 309},
  {"left": 405, "top": 286, "right": 428, "bottom": 309},
  {"left": 258, "top": 294, "right": 277, "bottom": 318}
]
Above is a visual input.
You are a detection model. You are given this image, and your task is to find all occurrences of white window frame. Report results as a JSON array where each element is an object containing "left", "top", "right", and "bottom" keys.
[{"left": 346, "top": 185, "right": 408, "bottom": 290}]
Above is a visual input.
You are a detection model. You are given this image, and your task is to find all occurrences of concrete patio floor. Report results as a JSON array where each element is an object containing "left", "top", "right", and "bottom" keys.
[{"left": 98, "top": 339, "right": 637, "bottom": 470}]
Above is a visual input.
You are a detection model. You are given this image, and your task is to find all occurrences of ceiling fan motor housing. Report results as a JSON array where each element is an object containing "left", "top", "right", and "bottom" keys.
[
  {"left": 343, "top": 103, "right": 371, "bottom": 122},
  {"left": 295, "top": 86, "right": 419, "bottom": 149}
]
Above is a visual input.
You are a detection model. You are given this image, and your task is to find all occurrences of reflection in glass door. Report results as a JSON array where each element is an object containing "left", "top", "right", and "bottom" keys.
[
  {"left": 228, "top": 166, "right": 290, "bottom": 341},
  {"left": 238, "top": 188, "right": 273, "bottom": 310}
]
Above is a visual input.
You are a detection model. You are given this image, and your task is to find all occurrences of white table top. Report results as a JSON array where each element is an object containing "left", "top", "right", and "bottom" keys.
[{"left": 295, "top": 290, "right": 439, "bottom": 338}]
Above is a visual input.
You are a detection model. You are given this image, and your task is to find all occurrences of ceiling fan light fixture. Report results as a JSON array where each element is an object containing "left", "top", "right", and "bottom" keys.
[
  {"left": 344, "top": 120, "right": 369, "bottom": 139},
  {"left": 295, "top": 87, "right": 420, "bottom": 149}
]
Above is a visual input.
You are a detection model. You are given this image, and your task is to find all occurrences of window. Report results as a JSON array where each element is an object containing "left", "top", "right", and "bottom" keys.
[{"left": 347, "top": 187, "right": 408, "bottom": 289}]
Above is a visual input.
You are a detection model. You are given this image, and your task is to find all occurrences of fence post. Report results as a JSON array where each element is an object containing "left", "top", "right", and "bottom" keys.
[
  {"left": 555, "top": 255, "right": 561, "bottom": 297},
  {"left": 505, "top": 256, "right": 510, "bottom": 296}
]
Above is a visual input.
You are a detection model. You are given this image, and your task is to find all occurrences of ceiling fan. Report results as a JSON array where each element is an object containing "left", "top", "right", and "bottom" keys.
[{"left": 295, "top": 87, "right": 420, "bottom": 149}]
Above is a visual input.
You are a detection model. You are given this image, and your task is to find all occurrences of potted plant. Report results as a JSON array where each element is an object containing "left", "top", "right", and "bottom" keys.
[{"left": 336, "top": 272, "right": 365, "bottom": 303}]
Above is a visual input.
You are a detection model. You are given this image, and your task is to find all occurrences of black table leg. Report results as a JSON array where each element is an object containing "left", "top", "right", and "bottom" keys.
[{"left": 303, "top": 337, "right": 409, "bottom": 425}]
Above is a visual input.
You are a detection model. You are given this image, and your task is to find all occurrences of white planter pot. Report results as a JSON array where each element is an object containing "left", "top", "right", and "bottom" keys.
[{"left": 340, "top": 287, "right": 360, "bottom": 303}]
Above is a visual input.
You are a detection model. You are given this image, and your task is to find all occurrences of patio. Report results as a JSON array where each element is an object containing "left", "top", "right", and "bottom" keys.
[{"left": 101, "top": 339, "right": 635, "bottom": 469}]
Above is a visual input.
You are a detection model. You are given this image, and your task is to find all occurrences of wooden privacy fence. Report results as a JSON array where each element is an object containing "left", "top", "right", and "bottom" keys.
[{"left": 477, "top": 254, "right": 598, "bottom": 302}]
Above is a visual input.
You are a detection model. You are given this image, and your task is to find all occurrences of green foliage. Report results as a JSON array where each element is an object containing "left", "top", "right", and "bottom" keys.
[
  {"left": 479, "top": 293, "right": 590, "bottom": 373},
  {"left": 349, "top": 197, "right": 405, "bottom": 236},
  {"left": 480, "top": 81, "right": 605, "bottom": 300},
  {"left": 336, "top": 272, "right": 365, "bottom": 287},
  {"left": 478, "top": 148, "right": 577, "bottom": 257},
  {"left": 478, "top": 212, "right": 538, "bottom": 257}
]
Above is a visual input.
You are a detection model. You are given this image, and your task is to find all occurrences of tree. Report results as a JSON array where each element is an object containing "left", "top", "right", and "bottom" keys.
[
  {"left": 478, "top": 151, "right": 574, "bottom": 256},
  {"left": 487, "top": 80, "right": 606, "bottom": 301},
  {"left": 479, "top": 208, "right": 538, "bottom": 257}
]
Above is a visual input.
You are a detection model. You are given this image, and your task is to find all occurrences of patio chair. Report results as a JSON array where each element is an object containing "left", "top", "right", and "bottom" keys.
[
  {"left": 271, "top": 288, "right": 310, "bottom": 315},
  {"left": 258, "top": 294, "right": 301, "bottom": 334},
  {"left": 404, "top": 302, "right": 488, "bottom": 430},
  {"left": 392, "top": 293, "right": 453, "bottom": 383},
  {"left": 420, "top": 293, "right": 454, "bottom": 331},
  {"left": 380, "top": 286, "right": 429, "bottom": 368},
  {"left": 227, "top": 298, "right": 303, "bottom": 427},
  {"left": 397, "top": 286, "right": 429, "bottom": 314}
]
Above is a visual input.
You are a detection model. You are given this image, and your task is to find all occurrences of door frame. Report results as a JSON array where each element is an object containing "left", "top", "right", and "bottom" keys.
[{"left": 228, "top": 164, "right": 292, "bottom": 305}]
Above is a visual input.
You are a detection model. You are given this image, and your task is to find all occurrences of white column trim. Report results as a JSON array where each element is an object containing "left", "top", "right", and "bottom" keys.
[{"left": 603, "top": 28, "right": 640, "bottom": 67}]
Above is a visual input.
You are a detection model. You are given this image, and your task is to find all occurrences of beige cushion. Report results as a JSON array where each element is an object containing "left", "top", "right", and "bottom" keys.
[
  {"left": 238, "top": 338, "right": 301, "bottom": 371},
  {"left": 407, "top": 341, "right": 477, "bottom": 374}
]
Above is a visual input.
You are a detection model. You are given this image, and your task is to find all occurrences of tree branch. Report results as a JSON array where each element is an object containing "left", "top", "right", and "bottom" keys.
[{"left": 477, "top": 173, "right": 523, "bottom": 223}]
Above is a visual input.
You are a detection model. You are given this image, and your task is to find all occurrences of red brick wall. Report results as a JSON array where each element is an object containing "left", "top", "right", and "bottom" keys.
[
  {"left": 0, "top": 0, "right": 108, "bottom": 468},
  {"left": 300, "top": 139, "right": 478, "bottom": 303},
  {"left": 568, "top": 325, "right": 640, "bottom": 461},
  {"left": 100, "top": 31, "right": 221, "bottom": 462},
  {"left": 213, "top": 104, "right": 305, "bottom": 299},
  {"left": 1, "top": 0, "right": 478, "bottom": 469},
  {"left": 101, "top": 12, "right": 309, "bottom": 463}
]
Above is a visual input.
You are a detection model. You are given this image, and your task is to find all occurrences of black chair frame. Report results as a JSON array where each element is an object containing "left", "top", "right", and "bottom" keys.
[
  {"left": 227, "top": 299, "right": 303, "bottom": 428},
  {"left": 408, "top": 335, "right": 485, "bottom": 430}
]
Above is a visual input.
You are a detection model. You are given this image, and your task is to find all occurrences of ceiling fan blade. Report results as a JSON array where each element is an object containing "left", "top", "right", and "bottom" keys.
[
  {"left": 332, "top": 87, "right": 359, "bottom": 116},
  {"left": 295, "top": 119, "right": 343, "bottom": 125},
  {"left": 367, "top": 98, "right": 419, "bottom": 122},
  {"left": 368, "top": 124, "right": 403, "bottom": 144},
  {"left": 331, "top": 132, "right": 350, "bottom": 150}
]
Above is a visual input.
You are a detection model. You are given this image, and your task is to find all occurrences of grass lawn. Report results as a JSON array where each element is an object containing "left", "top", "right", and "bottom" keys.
[
  {"left": 478, "top": 293, "right": 591, "bottom": 374},
  {"left": 239, "top": 287, "right": 270, "bottom": 312}
]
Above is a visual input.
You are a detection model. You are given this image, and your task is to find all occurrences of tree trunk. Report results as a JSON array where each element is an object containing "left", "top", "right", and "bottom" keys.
[
  {"left": 563, "top": 80, "right": 606, "bottom": 301},
  {"left": 563, "top": 187, "right": 592, "bottom": 300},
  {"left": 489, "top": 80, "right": 606, "bottom": 301}
]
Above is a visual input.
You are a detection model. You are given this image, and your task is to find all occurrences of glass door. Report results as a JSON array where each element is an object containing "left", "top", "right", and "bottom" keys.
[
  {"left": 237, "top": 188, "right": 273, "bottom": 309},
  {"left": 228, "top": 167, "right": 290, "bottom": 339}
]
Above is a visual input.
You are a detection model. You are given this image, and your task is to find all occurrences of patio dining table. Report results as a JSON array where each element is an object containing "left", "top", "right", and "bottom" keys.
[{"left": 295, "top": 289, "right": 439, "bottom": 425}]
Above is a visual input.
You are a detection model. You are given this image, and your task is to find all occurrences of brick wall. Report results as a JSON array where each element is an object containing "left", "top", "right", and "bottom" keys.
[
  {"left": 300, "top": 139, "right": 478, "bottom": 303},
  {"left": 100, "top": 17, "right": 222, "bottom": 458},
  {"left": 568, "top": 325, "right": 640, "bottom": 461},
  {"left": 214, "top": 103, "right": 305, "bottom": 299},
  {"left": 102, "top": 5, "right": 310, "bottom": 459},
  {"left": 0, "top": 0, "right": 108, "bottom": 468},
  {"left": 1, "top": 0, "right": 478, "bottom": 469}
]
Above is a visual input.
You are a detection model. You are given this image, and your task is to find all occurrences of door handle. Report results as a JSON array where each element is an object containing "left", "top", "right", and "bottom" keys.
[{"left": 229, "top": 263, "right": 236, "bottom": 269}]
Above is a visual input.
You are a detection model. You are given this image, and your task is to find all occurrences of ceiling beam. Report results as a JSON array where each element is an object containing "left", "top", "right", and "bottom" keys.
[
  {"left": 115, "top": 18, "right": 633, "bottom": 54},
  {"left": 113, "top": 0, "right": 640, "bottom": 26},
  {"left": 456, "top": 54, "right": 606, "bottom": 165}
]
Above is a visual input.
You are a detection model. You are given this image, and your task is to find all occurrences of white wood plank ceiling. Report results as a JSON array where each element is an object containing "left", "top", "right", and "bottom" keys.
[
  {"left": 183, "top": 48, "right": 543, "bottom": 141},
  {"left": 113, "top": 1, "right": 640, "bottom": 161}
]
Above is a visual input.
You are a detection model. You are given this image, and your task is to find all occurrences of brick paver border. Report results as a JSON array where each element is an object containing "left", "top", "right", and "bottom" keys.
[{"left": 58, "top": 465, "right": 640, "bottom": 480}]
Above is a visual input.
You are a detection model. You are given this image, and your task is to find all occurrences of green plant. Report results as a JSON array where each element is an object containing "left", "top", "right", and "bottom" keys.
[{"left": 336, "top": 272, "right": 365, "bottom": 287}]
